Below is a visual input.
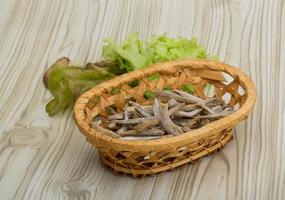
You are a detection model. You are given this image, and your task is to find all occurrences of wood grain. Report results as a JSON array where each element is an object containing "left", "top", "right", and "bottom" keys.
[{"left": 0, "top": 0, "right": 284, "bottom": 199}]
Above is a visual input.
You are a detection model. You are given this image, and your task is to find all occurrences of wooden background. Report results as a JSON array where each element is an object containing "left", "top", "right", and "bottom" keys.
[{"left": 0, "top": 0, "right": 284, "bottom": 199}]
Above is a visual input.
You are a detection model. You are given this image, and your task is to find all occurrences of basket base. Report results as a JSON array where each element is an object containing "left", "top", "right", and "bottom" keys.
[{"left": 99, "top": 132, "right": 233, "bottom": 177}]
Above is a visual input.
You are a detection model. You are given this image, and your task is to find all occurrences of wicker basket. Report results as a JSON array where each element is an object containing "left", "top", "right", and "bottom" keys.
[{"left": 74, "top": 59, "right": 256, "bottom": 177}]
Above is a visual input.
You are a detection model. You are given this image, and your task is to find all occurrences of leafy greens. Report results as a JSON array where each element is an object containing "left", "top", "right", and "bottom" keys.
[
  {"left": 102, "top": 33, "right": 211, "bottom": 71},
  {"left": 45, "top": 33, "right": 217, "bottom": 116}
]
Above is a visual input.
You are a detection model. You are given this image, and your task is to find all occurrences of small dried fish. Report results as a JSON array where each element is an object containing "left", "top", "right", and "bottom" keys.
[
  {"left": 181, "top": 127, "right": 192, "bottom": 132},
  {"left": 111, "top": 117, "right": 157, "bottom": 124},
  {"left": 125, "top": 106, "right": 135, "bottom": 112},
  {"left": 174, "top": 90, "right": 205, "bottom": 103},
  {"left": 195, "top": 111, "right": 233, "bottom": 119},
  {"left": 108, "top": 113, "right": 124, "bottom": 120},
  {"left": 168, "top": 103, "right": 185, "bottom": 116},
  {"left": 157, "top": 90, "right": 191, "bottom": 103},
  {"left": 174, "top": 90, "right": 216, "bottom": 115},
  {"left": 117, "top": 128, "right": 136, "bottom": 135},
  {"left": 135, "top": 118, "right": 160, "bottom": 133},
  {"left": 127, "top": 105, "right": 153, "bottom": 114},
  {"left": 90, "top": 122, "right": 120, "bottom": 138},
  {"left": 108, "top": 122, "right": 116, "bottom": 129},
  {"left": 160, "top": 103, "right": 183, "bottom": 135},
  {"left": 141, "top": 127, "right": 165, "bottom": 136},
  {"left": 153, "top": 98, "right": 162, "bottom": 117},
  {"left": 131, "top": 111, "right": 142, "bottom": 119},
  {"left": 119, "top": 127, "right": 164, "bottom": 136},
  {"left": 129, "top": 101, "right": 152, "bottom": 117},
  {"left": 187, "top": 118, "right": 199, "bottom": 127},
  {"left": 204, "top": 97, "right": 217, "bottom": 103},
  {"left": 173, "top": 108, "right": 202, "bottom": 118},
  {"left": 206, "top": 98, "right": 225, "bottom": 107},
  {"left": 212, "top": 105, "right": 225, "bottom": 112},
  {"left": 172, "top": 119, "right": 189, "bottom": 127},
  {"left": 124, "top": 105, "right": 129, "bottom": 120},
  {"left": 119, "top": 105, "right": 130, "bottom": 133},
  {"left": 117, "top": 126, "right": 128, "bottom": 133},
  {"left": 181, "top": 104, "right": 199, "bottom": 111},
  {"left": 167, "top": 99, "right": 178, "bottom": 108}
]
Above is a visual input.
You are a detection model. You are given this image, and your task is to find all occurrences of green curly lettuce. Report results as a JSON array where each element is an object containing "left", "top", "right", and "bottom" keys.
[
  {"left": 102, "top": 33, "right": 214, "bottom": 71},
  {"left": 102, "top": 33, "right": 154, "bottom": 71}
]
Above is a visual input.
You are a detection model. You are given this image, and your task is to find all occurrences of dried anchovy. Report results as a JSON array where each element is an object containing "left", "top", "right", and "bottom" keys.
[
  {"left": 90, "top": 122, "right": 120, "bottom": 138},
  {"left": 181, "top": 127, "right": 192, "bottom": 132},
  {"left": 195, "top": 110, "right": 233, "bottom": 119},
  {"left": 212, "top": 105, "right": 226, "bottom": 113},
  {"left": 172, "top": 119, "right": 189, "bottom": 127},
  {"left": 205, "top": 98, "right": 225, "bottom": 107},
  {"left": 135, "top": 118, "right": 160, "bottom": 133},
  {"left": 168, "top": 103, "right": 185, "bottom": 116},
  {"left": 181, "top": 104, "right": 199, "bottom": 111},
  {"left": 174, "top": 90, "right": 204, "bottom": 103},
  {"left": 108, "top": 122, "right": 116, "bottom": 129},
  {"left": 173, "top": 108, "right": 202, "bottom": 118},
  {"left": 131, "top": 111, "right": 142, "bottom": 119},
  {"left": 160, "top": 103, "right": 183, "bottom": 135},
  {"left": 168, "top": 99, "right": 178, "bottom": 108},
  {"left": 119, "top": 127, "right": 164, "bottom": 136},
  {"left": 117, "top": 126, "right": 128, "bottom": 134},
  {"left": 174, "top": 90, "right": 216, "bottom": 115},
  {"left": 157, "top": 90, "right": 191, "bottom": 103},
  {"left": 129, "top": 101, "right": 152, "bottom": 117},
  {"left": 120, "top": 105, "right": 129, "bottom": 133},
  {"left": 153, "top": 98, "right": 162, "bottom": 117},
  {"left": 187, "top": 118, "right": 199, "bottom": 127},
  {"left": 112, "top": 117, "right": 157, "bottom": 124},
  {"left": 108, "top": 113, "right": 124, "bottom": 120},
  {"left": 124, "top": 105, "right": 129, "bottom": 120}
]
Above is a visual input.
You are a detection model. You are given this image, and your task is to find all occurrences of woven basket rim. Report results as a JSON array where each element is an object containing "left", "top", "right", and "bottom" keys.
[{"left": 73, "top": 59, "right": 257, "bottom": 151}]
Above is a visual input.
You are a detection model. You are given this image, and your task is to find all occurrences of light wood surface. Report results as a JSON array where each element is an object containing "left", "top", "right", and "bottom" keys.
[{"left": 0, "top": 0, "right": 284, "bottom": 199}]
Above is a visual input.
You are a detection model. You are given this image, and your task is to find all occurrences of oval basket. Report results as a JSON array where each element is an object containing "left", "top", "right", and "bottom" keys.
[{"left": 74, "top": 59, "right": 256, "bottom": 177}]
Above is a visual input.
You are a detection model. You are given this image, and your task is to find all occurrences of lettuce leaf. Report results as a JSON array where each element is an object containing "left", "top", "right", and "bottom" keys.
[
  {"left": 149, "top": 36, "right": 208, "bottom": 62},
  {"left": 45, "top": 60, "right": 114, "bottom": 116},
  {"left": 102, "top": 33, "right": 211, "bottom": 71},
  {"left": 102, "top": 33, "right": 153, "bottom": 71}
]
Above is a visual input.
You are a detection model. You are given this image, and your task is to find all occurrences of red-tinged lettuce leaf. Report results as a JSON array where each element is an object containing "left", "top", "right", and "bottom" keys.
[
  {"left": 46, "top": 78, "right": 73, "bottom": 116},
  {"left": 43, "top": 57, "right": 70, "bottom": 87},
  {"left": 45, "top": 60, "right": 115, "bottom": 116}
]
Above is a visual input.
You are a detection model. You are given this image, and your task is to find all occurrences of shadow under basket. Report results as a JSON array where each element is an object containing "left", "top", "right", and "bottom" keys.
[{"left": 74, "top": 59, "right": 256, "bottom": 177}]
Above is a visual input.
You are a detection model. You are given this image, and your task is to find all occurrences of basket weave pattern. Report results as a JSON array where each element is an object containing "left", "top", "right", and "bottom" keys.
[{"left": 74, "top": 59, "right": 256, "bottom": 177}]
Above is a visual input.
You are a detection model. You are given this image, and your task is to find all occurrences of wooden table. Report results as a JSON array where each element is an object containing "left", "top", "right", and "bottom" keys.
[{"left": 0, "top": 0, "right": 284, "bottom": 199}]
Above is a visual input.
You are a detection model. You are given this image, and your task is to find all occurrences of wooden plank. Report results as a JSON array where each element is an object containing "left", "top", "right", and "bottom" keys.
[{"left": 0, "top": 0, "right": 284, "bottom": 199}]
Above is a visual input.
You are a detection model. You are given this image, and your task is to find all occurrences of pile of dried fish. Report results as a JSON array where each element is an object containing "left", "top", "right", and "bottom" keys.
[{"left": 90, "top": 89, "right": 234, "bottom": 140}]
